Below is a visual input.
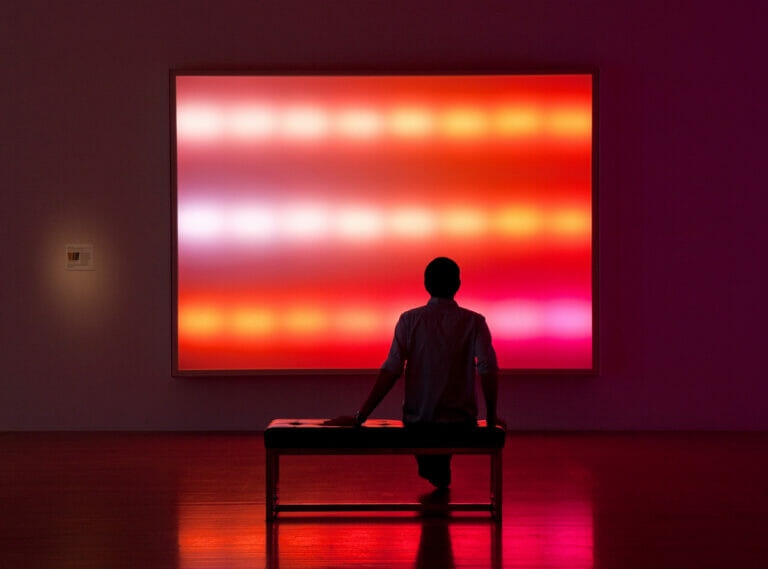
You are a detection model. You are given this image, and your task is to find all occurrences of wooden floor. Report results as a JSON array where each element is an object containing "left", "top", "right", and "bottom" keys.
[{"left": 1, "top": 432, "right": 767, "bottom": 568}]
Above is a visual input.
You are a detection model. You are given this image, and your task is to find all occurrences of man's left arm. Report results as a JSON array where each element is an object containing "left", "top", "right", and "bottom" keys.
[
  {"left": 356, "top": 368, "right": 400, "bottom": 423},
  {"left": 324, "top": 317, "right": 406, "bottom": 426},
  {"left": 323, "top": 368, "right": 400, "bottom": 426}
]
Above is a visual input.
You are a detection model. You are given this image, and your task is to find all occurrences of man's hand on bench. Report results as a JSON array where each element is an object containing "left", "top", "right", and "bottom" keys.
[
  {"left": 487, "top": 417, "right": 508, "bottom": 430},
  {"left": 322, "top": 416, "right": 507, "bottom": 428},
  {"left": 323, "top": 415, "right": 360, "bottom": 427}
]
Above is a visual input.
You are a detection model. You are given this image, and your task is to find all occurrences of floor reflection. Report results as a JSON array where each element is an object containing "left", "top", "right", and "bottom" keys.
[
  {"left": 178, "top": 501, "right": 591, "bottom": 568},
  {"left": 415, "top": 517, "right": 455, "bottom": 569},
  {"left": 5, "top": 433, "right": 767, "bottom": 568},
  {"left": 177, "top": 503, "right": 267, "bottom": 569},
  {"left": 176, "top": 441, "right": 594, "bottom": 568},
  {"left": 264, "top": 516, "right": 500, "bottom": 569}
]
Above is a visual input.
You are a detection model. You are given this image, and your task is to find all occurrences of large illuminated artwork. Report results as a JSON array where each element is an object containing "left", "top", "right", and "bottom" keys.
[{"left": 173, "top": 73, "right": 595, "bottom": 372}]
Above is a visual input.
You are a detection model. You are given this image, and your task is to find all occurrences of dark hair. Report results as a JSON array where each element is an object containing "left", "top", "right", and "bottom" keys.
[{"left": 424, "top": 257, "right": 461, "bottom": 298}]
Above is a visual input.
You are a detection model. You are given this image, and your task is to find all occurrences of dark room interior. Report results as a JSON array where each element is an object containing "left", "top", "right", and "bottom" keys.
[{"left": 2, "top": 1, "right": 767, "bottom": 568}]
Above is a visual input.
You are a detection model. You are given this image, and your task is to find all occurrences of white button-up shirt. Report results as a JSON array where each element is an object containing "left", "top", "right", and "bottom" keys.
[{"left": 381, "top": 297, "right": 498, "bottom": 424}]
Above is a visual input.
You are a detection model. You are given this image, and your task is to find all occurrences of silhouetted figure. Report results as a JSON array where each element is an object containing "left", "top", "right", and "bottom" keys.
[{"left": 327, "top": 257, "right": 503, "bottom": 489}]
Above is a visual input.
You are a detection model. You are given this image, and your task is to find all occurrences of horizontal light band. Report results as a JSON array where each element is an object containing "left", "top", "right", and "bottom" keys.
[
  {"left": 178, "top": 299, "right": 592, "bottom": 341},
  {"left": 178, "top": 202, "right": 590, "bottom": 243},
  {"left": 176, "top": 103, "right": 591, "bottom": 143}
]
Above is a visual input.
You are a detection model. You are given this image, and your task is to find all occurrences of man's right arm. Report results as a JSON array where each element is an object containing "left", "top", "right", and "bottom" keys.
[
  {"left": 480, "top": 369, "right": 500, "bottom": 427},
  {"left": 476, "top": 316, "right": 503, "bottom": 428}
]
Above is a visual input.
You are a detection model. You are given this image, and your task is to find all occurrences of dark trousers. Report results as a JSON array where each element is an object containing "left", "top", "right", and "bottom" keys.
[
  {"left": 415, "top": 454, "right": 452, "bottom": 488},
  {"left": 408, "top": 420, "right": 474, "bottom": 488}
]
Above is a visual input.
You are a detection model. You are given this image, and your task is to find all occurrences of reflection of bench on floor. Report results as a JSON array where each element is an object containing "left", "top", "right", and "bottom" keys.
[{"left": 264, "top": 418, "right": 506, "bottom": 521}]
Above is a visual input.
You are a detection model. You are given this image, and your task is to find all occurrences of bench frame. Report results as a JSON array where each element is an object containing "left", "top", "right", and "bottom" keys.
[{"left": 265, "top": 426, "right": 503, "bottom": 521}]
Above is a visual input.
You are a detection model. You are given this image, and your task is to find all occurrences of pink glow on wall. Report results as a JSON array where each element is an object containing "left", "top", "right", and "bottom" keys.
[{"left": 174, "top": 74, "right": 594, "bottom": 372}]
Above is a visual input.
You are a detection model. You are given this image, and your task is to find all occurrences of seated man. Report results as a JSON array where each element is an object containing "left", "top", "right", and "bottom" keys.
[{"left": 327, "top": 257, "right": 503, "bottom": 490}]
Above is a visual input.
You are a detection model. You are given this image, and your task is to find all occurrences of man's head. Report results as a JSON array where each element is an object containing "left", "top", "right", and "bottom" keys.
[{"left": 424, "top": 257, "right": 461, "bottom": 299}]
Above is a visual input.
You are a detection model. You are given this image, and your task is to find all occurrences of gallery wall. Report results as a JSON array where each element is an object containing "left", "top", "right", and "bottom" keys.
[{"left": 2, "top": 0, "right": 766, "bottom": 430}]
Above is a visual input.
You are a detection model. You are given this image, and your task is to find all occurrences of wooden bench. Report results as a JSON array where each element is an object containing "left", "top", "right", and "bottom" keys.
[{"left": 264, "top": 418, "right": 505, "bottom": 520}]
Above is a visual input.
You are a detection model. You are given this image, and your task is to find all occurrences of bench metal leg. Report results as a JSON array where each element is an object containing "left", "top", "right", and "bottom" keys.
[
  {"left": 490, "top": 449, "right": 502, "bottom": 521},
  {"left": 266, "top": 449, "right": 279, "bottom": 520},
  {"left": 491, "top": 515, "right": 502, "bottom": 568},
  {"left": 266, "top": 520, "right": 279, "bottom": 568}
]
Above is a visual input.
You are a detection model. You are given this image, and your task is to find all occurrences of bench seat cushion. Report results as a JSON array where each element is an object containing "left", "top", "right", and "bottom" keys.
[{"left": 264, "top": 418, "right": 505, "bottom": 449}]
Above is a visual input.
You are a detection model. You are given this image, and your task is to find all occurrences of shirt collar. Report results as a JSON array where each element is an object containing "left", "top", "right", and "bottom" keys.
[{"left": 427, "top": 297, "right": 458, "bottom": 307}]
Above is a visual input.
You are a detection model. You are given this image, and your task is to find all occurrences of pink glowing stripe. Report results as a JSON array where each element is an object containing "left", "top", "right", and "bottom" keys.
[
  {"left": 484, "top": 299, "right": 592, "bottom": 339},
  {"left": 542, "top": 300, "right": 593, "bottom": 337},
  {"left": 178, "top": 299, "right": 591, "bottom": 341},
  {"left": 176, "top": 102, "right": 591, "bottom": 143},
  {"left": 177, "top": 202, "right": 590, "bottom": 243}
]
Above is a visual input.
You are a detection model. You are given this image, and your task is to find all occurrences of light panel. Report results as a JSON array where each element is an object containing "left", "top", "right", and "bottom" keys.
[{"left": 173, "top": 74, "right": 595, "bottom": 371}]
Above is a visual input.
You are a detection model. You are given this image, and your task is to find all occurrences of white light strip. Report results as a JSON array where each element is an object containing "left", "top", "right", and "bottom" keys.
[
  {"left": 176, "top": 103, "right": 591, "bottom": 143},
  {"left": 177, "top": 202, "right": 590, "bottom": 243}
]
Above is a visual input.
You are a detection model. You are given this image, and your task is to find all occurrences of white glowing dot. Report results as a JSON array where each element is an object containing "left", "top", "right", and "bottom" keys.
[
  {"left": 178, "top": 206, "right": 223, "bottom": 240},
  {"left": 281, "top": 107, "right": 329, "bottom": 139},
  {"left": 176, "top": 104, "right": 224, "bottom": 141},
  {"left": 336, "top": 109, "right": 382, "bottom": 139},
  {"left": 283, "top": 205, "right": 330, "bottom": 239},
  {"left": 230, "top": 206, "right": 276, "bottom": 241},
  {"left": 337, "top": 207, "right": 384, "bottom": 240},
  {"left": 389, "top": 107, "right": 434, "bottom": 138},
  {"left": 228, "top": 105, "right": 275, "bottom": 139},
  {"left": 389, "top": 208, "right": 437, "bottom": 237}
]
